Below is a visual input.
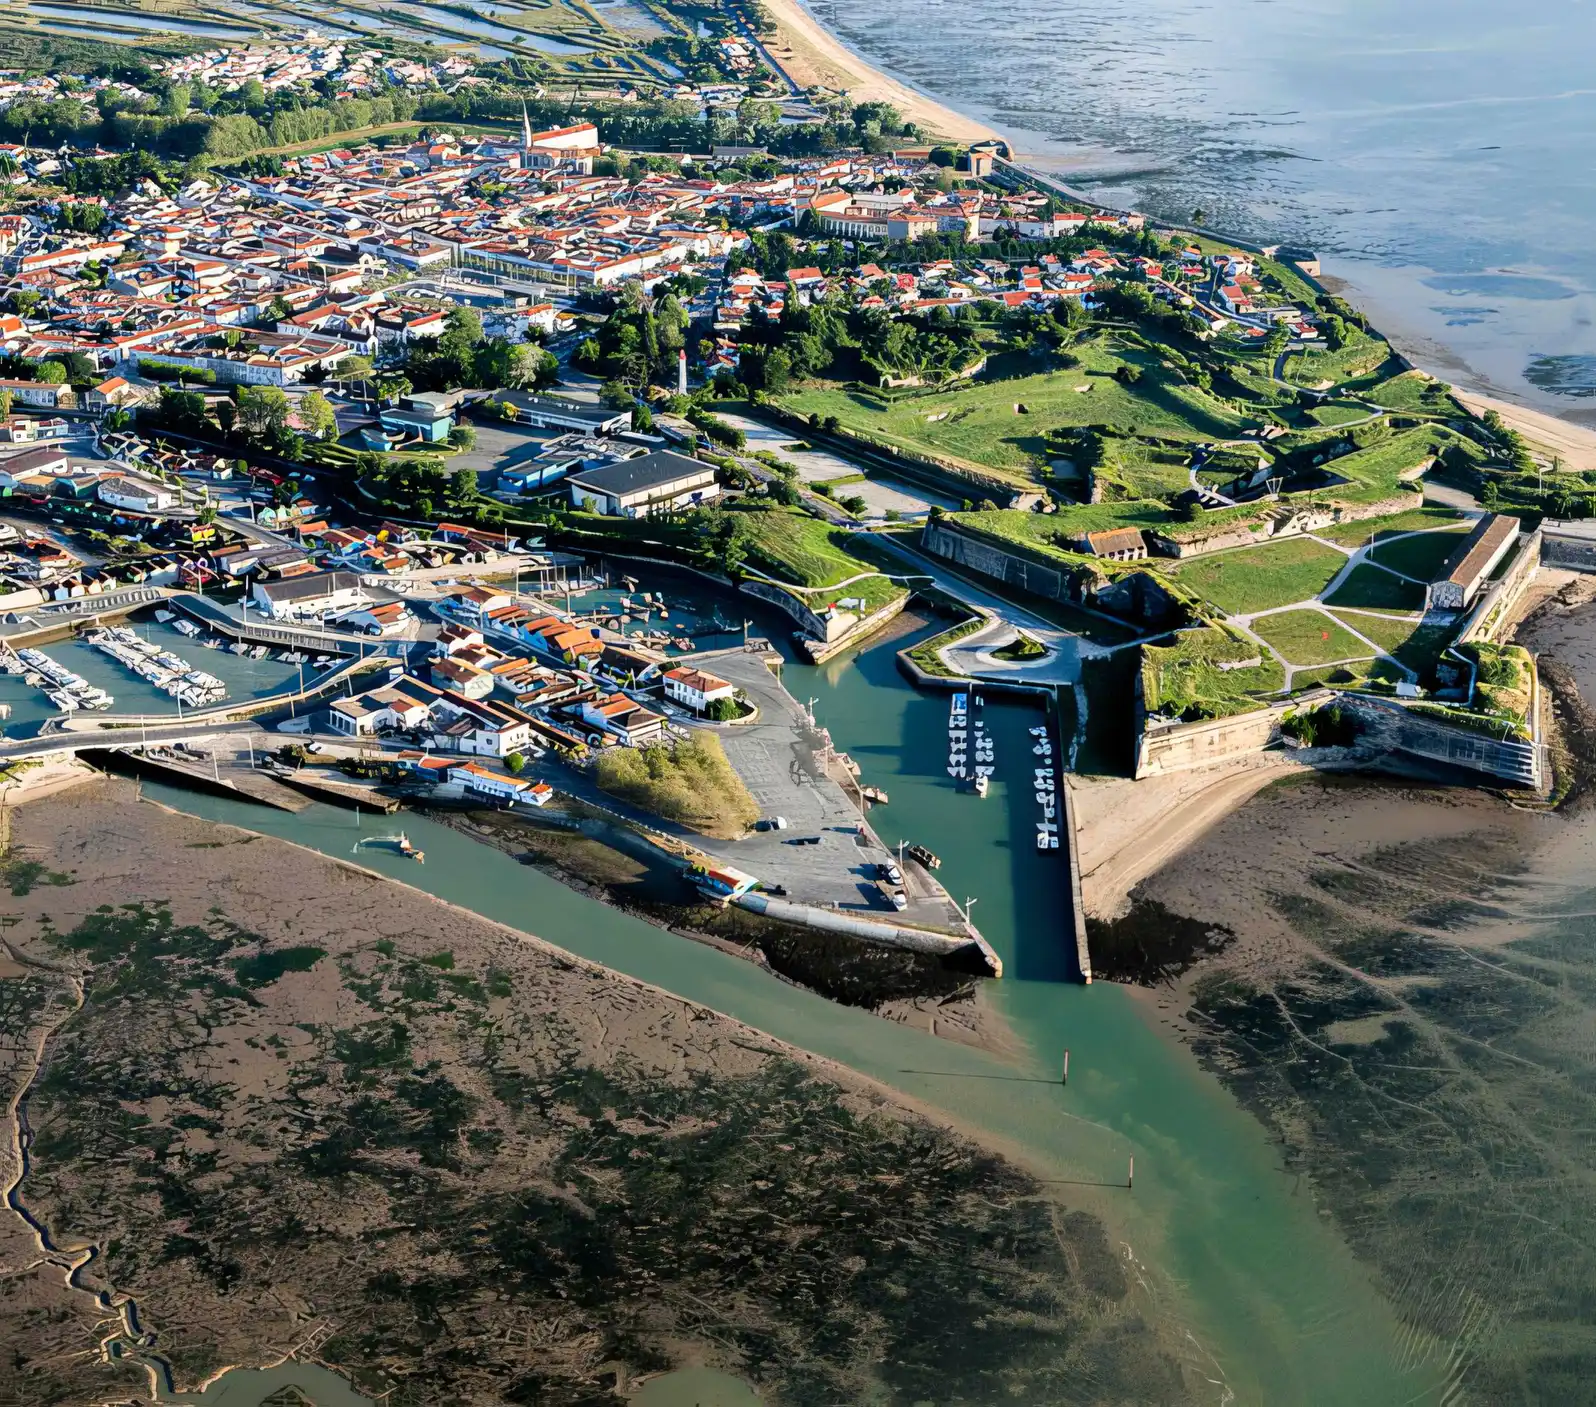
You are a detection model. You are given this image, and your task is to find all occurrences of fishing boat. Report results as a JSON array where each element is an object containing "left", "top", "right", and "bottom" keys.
[
  {"left": 860, "top": 785, "right": 889, "bottom": 806},
  {"left": 355, "top": 832, "right": 426, "bottom": 863},
  {"left": 906, "top": 843, "right": 941, "bottom": 870}
]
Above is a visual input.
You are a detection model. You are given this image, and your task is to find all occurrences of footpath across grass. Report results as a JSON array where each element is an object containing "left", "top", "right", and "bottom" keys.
[
  {"left": 1252, "top": 610, "right": 1375, "bottom": 667},
  {"left": 1165, "top": 538, "right": 1347, "bottom": 615},
  {"left": 1315, "top": 507, "right": 1466, "bottom": 547}
]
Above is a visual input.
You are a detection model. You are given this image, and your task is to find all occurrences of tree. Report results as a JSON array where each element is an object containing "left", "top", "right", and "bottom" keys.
[
  {"left": 6, "top": 289, "right": 37, "bottom": 319},
  {"left": 296, "top": 389, "right": 337, "bottom": 442},
  {"left": 505, "top": 751, "right": 526, "bottom": 774},
  {"left": 448, "top": 423, "right": 477, "bottom": 451},
  {"left": 34, "top": 362, "right": 66, "bottom": 385},
  {"left": 214, "top": 400, "right": 235, "bottom": 436},
  {"left": 0, "top": 388, "right": 13, "bottom": 421},
  {"left": 237, "top": 385, "right": 292, "bottom": 445}
]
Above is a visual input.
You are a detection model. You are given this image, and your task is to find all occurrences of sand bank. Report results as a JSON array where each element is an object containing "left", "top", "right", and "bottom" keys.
[
  {"left": 759, "top": 0, "right": 1002, "bottom": 145},
  {"left": 1068, "top": 753, "right": 1310, "bottom": 921},
  {"left": 1455, "top": 388, "right": 1596, "bottom": 471},
  {"left": 1, "top": 780, "right": 1181, "bottom": 1404}
]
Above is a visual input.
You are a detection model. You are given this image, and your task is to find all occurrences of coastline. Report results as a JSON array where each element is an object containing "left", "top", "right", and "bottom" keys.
[
  {"left": 757, "top": 0, "right": 1001, "bottom": 146},
  {"left": 766, "top": 0, "right": 1596, "bottom": 464}
]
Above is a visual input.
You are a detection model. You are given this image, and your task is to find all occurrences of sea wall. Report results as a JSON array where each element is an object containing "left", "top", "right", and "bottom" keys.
[
  {"left": 1339, "top": 696, "right": 1545, "bottom": 790},
  {"left": 734, "top": 892, "right": 1002, "bottom": 977},
  {"left": 738, "top": 580, "right": 910, "bottom": 663},
  {"left": 1135, "top": 697, "right": 1310, "bottom": 778}
]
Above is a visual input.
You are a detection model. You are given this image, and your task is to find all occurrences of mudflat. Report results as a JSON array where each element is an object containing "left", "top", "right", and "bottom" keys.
[
  {"left": 1105, "top": 734, "right": 1596, "bottom": 1400},
  {"left": 0, "top": 780, "right": 1191, "bottom": 1405}
]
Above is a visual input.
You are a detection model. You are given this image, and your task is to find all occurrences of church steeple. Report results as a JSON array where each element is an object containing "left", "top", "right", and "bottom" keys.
[{"left": 521, "top": 100, "right": 533, "bottom": 153}]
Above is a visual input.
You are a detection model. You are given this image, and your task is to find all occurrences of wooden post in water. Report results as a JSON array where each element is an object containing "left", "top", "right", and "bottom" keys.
[
  {"left": 1062, "top": 1049, "right": 1069, "bottom": 1085},
  {"left": 1128, "top": 1157, "right": 1134, "bottom": 1190}
]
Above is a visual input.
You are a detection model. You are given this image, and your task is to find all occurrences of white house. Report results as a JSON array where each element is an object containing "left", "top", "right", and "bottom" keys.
[
  {"left": 251, "top": 571, "right": 370, "bottom": 621},
  {"left": 662, "top": 665, "right": 735, "bottom": 714},
  {"left": 99, "top": 475, "right": 179, "bottom": 513},
  {"left": 448, "top": 761, "right": 534, "bottom": 803},
  {"left": 327, "top": 684, "right": 433, "bottom": 737}
]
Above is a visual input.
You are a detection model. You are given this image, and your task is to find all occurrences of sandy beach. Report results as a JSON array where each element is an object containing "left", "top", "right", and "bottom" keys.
[
  {"left": 758, "top": 0, "right": 1001, "bottom": 145},
  {"left": 1454, "top": 389, "right": 1596, "bottom": 472}
]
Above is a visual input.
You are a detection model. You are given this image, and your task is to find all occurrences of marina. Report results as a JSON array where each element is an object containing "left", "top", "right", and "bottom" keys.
[
  {"left": 85, "top": 626, "right": 227, "bottom": 709},
  {"left": 0, "top": 617, "right": 302, "bottom": 735},
  {"left": 0, "top": 645, "right": 113, "bottom": 712}
]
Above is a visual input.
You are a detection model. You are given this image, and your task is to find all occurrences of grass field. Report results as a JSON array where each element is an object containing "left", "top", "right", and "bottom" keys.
[
  {"left": 1315, "top": 507, "right": 1466, "bottom": 546},
  {"left": 1322, "top": 564, "right": 1428, "bottom": 612},
  {"left": 1371, "top": 529, "right": 1467, "bottom": 579},
  {"left": 1285, "top": 331, "right": 1393, "bottom": 389},
  {"left": 735, "top": 508, "right": 906, "bottom": 613},
  {"left": 1310, "top": 403, "right": 1376, "bottom": 428},
  {"left": 1329, "top": 610, "right": 1425, "bottom": 656},
  {"left": 1252, "top": 610, "right": 1376, "bottom": 667},
  {"left": 1166, "top": 538, "right": 1347, "bottom": 615},
  {"left": 781, "top": 337, "right": 1251, "bottom": 477},
  {"left": 1361, "top": 371, "right": 1454, "bottom": 414}
]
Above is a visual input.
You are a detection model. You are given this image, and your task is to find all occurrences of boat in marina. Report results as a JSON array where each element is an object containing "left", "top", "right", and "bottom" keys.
[
  {"left": 85, "top": 627, "right": 224, "bottom": 706},
  {"left": 974, "top": 774, "right": 989, "bottom": 798},
  {"left": 905, "top": 843, "right": 940, "bottom": 870},
  {"left": 17, "top": 646, "right": 113, "bottom": 710}
]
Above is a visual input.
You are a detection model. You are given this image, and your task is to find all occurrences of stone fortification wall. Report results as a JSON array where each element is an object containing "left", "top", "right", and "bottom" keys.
[
  {"left": 1540, "top": 529, "right": 1596, "bottom": 574},
  {"left": 738, "top": 579, "right": 908, "bottom": 664},
  {"left": 1134, "top": 696, "right": 1313, "bottom": 778},
  {"left": 923, "top": 520, "right": 1073, "bottom": 602},
  {"left": 1340, "top": 696, "right": 1544, "bottom": 790},
  {"left": 1459, "top": 529, "right": 1544, "bottom": 645}
]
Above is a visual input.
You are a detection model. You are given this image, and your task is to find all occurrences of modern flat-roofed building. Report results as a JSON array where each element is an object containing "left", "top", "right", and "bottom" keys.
[
  {"left": 1430, "top": 513, "right": 1520, "bottom": 609},
  {"left": 567, "top": 450, "right": 718, "bottom": 518},
  {"left": 490, "top": 390, "right": 631, "bottom": 435}
]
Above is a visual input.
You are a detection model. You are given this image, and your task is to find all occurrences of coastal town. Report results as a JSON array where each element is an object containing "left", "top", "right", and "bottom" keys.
[{"left": 1, "top": 6, "right": 1595, "bottom": 1407}]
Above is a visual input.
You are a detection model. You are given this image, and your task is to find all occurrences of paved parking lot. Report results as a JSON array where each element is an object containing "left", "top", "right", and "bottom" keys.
[{"left": 704, "top": 649, "right": 966, "bottom": 930}]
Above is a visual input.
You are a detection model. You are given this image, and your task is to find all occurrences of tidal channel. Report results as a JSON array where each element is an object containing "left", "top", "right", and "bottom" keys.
[{"left": 141, "top": 593, "right": 1438, "bottom": 1403}]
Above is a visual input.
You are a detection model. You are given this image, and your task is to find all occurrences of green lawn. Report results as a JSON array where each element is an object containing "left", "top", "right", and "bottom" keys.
[
  {"left": 1329, "top": 610, "right": 1424, "bottom": 656},
  {"left": 1371, "top": 529, "right": 1467, "bottom": 580},
  {"left": 1139, "top": 625, "right": 1286, "bottom": 719},
  {"left": 1166, "top": 538, "right": 1347, "bottom": 615},
  {"left": 1315, "top": 507, "right": 1466, "bottom": 546},
  {"left": 1322, "top": 564, "right": 1428, "bottom": 612},
  {"left": 735, "top": 508, "right": 907, "bottom": 613},
  {"left": 781, "top": 337, "right": 1252, "bottom": 477},
  {"left": 1252, "top": 610, "right": 1376, "bottom": 667},
  {"left": 1285, "top": 331, "right": 1393, "bottom": 390},
  {"left": 1361, "top": 371, "right": 1455, "bottom": 414},
  {"left": 1310, "top": 403, "right": 1375, "bottom": 428}
]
